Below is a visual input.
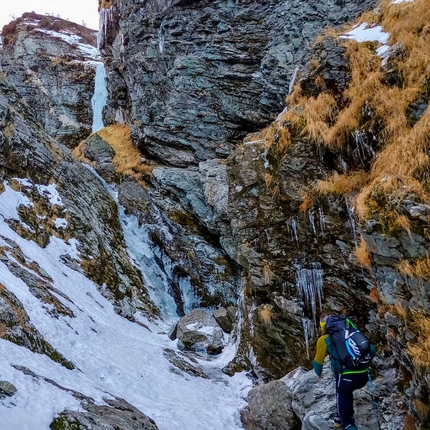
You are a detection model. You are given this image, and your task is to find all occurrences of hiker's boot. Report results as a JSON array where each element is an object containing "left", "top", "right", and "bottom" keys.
[{"left": 333, "top": 416, "right": 342, "bottom": 428}]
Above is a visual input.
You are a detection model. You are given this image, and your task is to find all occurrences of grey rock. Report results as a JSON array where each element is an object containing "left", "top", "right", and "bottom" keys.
[
  {"left": 167, "top": 321, "right": 178, "bottom": 340},
  {"left": 213, "top": 306, "right": 236, "bottom": 334},
  {"left": 0, "top": 381, "right": 17, "bottom": 397},
  {"left": 199, "top": 159, "right": 229, "bottom": 219},
  {"left": 302, "top": 412, "right": 331, "bottom": 430},
  {"left": 241, "top": 379, "right": 300, "bottom": 430},
  {"left": 0, "top": 297, "right": 19, "bottom": 326},
  {"left": 163, "top": 348, "right": 208, "bottom": 379},
  {"left": 51, "top": 397, "right": 159, "bottom": 430},
  {"left": 363, "top": 234, "right": 402, "bottom": 259}
]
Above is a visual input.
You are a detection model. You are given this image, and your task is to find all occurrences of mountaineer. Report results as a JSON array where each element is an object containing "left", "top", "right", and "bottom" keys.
[{"left": 313, "top": 313, "right": 376, "bottom": 430}]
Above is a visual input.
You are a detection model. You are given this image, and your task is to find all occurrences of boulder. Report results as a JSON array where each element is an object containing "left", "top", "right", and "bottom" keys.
[
  {"left": 0, "top": 381, "right": 17, "bottom": 398},
  {"left": 213, "top": 306, "right": 237, "bottom": 334},
  {"left": 176, "top": 309, "right": 224, "bottom": 354},
  {"left": 50, "top": 397, "right": 159, "bottom": 429},
  {"left": 241, "top": 379, "right": 300, "bottom": 430}
]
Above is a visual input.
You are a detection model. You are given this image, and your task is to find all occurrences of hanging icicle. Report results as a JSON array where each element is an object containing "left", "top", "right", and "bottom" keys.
[
  {"left": 295, "top": 262, "right": 324, "bottom": 323},
  {"left": 302, "top": 317, "right": 315, "bottom": 359}
]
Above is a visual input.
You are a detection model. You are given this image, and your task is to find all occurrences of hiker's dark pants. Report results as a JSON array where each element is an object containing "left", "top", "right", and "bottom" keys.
[{"left": 336, "top": 372, "right": 368, "bottom": 429}]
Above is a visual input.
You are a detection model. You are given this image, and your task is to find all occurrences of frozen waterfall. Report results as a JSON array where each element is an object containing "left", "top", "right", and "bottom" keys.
[
  {"left": 83, "top": 165, "right": 200, "bottom": 320},
  {"left": 91, "top": 62, "right": 108, "bottom": 133}
]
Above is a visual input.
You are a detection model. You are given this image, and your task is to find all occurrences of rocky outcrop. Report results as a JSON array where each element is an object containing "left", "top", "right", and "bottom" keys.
[
  {"left": 0, "top": 77, "right": 157, "bottom": 318},
  {"left": 227, "top": 132, "right": 374, "bottom": 378},
  {"left": 241, "top": 363, "right": 406, "bottom": 430},
  {"left": 1, "top": 13, "right": 99, "bottom": 148}
]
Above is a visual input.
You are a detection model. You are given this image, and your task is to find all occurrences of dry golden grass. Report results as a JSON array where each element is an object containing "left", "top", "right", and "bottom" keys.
[
  {"left": 260, "top": 122, "right": 292, "bottom": 156},
  {"left": 265, "top": 173, "right": 274, "bottom": 188},
  {"left": 271, "top": 185, "right": 280, "bottom": 199},
  {"left": 354, "top": 236, "right": 372, "bottom": 267},
  {"left": 98, "top": 0, "right": 113, "bottom": 10},
  {"left": 259, "top": 305, "right": 273, "bottom": 325},
  {"left": 403, "top": 414, "right": 417, "bottom": 430},
  {"left": 398, "top": 256, "right": 430, "bottom": 280},
  {"left": 413, "top": 398, "right": 430, "bottom": 421},
  {"left": 391, "top": 213, "right": 412, "bottom": 236},
  {"left": 369, "top": 286, "right": 379, "bottom": 303},
  {"left": 317, "top": 171, "right": 368, "bottom": 196},
  {"left": 299, "top": 195, "right": 314, "bottom": 213},
  {"left": 75, "top": 125, "right": 153, "bottom": 187},
  {"left": 409, "top": 316, "right": 430, "bottom": 368}
]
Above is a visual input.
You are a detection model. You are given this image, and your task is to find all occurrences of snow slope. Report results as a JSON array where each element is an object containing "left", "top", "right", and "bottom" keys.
[{"left": 0, "top": 182, "right": 250, "bottom": 430}]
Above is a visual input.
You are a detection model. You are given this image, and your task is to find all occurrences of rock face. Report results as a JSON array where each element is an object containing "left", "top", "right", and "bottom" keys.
[
  {"left": 95, "top": 1, "right": 380, "bottom": 340},
  {"left": 1, "top": 13, "right": 99, "bottom": 148},
  {"left": 99, "top": 0, "right": 377, "bottom": 166},
  {"left": 0, "top": 77, "right": 157, "bottom": 318}
]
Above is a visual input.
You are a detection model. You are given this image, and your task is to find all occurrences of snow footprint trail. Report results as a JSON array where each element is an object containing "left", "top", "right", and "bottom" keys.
[{"left": 0, "top": 215, "right": 249, "bottom": 429}]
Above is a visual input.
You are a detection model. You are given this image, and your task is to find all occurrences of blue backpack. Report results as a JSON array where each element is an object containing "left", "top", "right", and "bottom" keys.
[{"left": 326, "top": 315, "right": 373, "bottom": 369}]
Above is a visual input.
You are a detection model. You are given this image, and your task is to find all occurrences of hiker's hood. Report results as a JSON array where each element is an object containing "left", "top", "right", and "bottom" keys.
[{"left": 320, "top": 321, "right": 327, "bottom": 335}]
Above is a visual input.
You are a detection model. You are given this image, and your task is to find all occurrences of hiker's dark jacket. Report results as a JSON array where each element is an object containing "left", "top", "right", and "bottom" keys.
[{"left": 312, "top": 322, "right": 376, "bottom": 376}]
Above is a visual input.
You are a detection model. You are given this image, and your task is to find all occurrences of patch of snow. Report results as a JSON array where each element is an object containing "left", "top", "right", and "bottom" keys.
[
  {"left": 341, "top": 22, "right": 390, "bottom": 44},
  {"left": 0, "top": 182, "right": 33, "bottom": 220},
  {"left": 392, "top": 0, "right": 413, "bottom": 3},
  {"left": 54, "top": 218, "right": 68, "bottom": 229},
  {"left": 376, "top": 44, "right": 390, "bottom": 58},
  {"left": 186, "top": 322, "right": 199, "bottom": 330},
  {"left": 198, "top": 326, "right": 217, "bottom": 336},
  {"left": 36, "top": 184, "right": 64, "bottom": 206},
  {"left": 37, "top": 29, "right": 99, "bottom": 59}
]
